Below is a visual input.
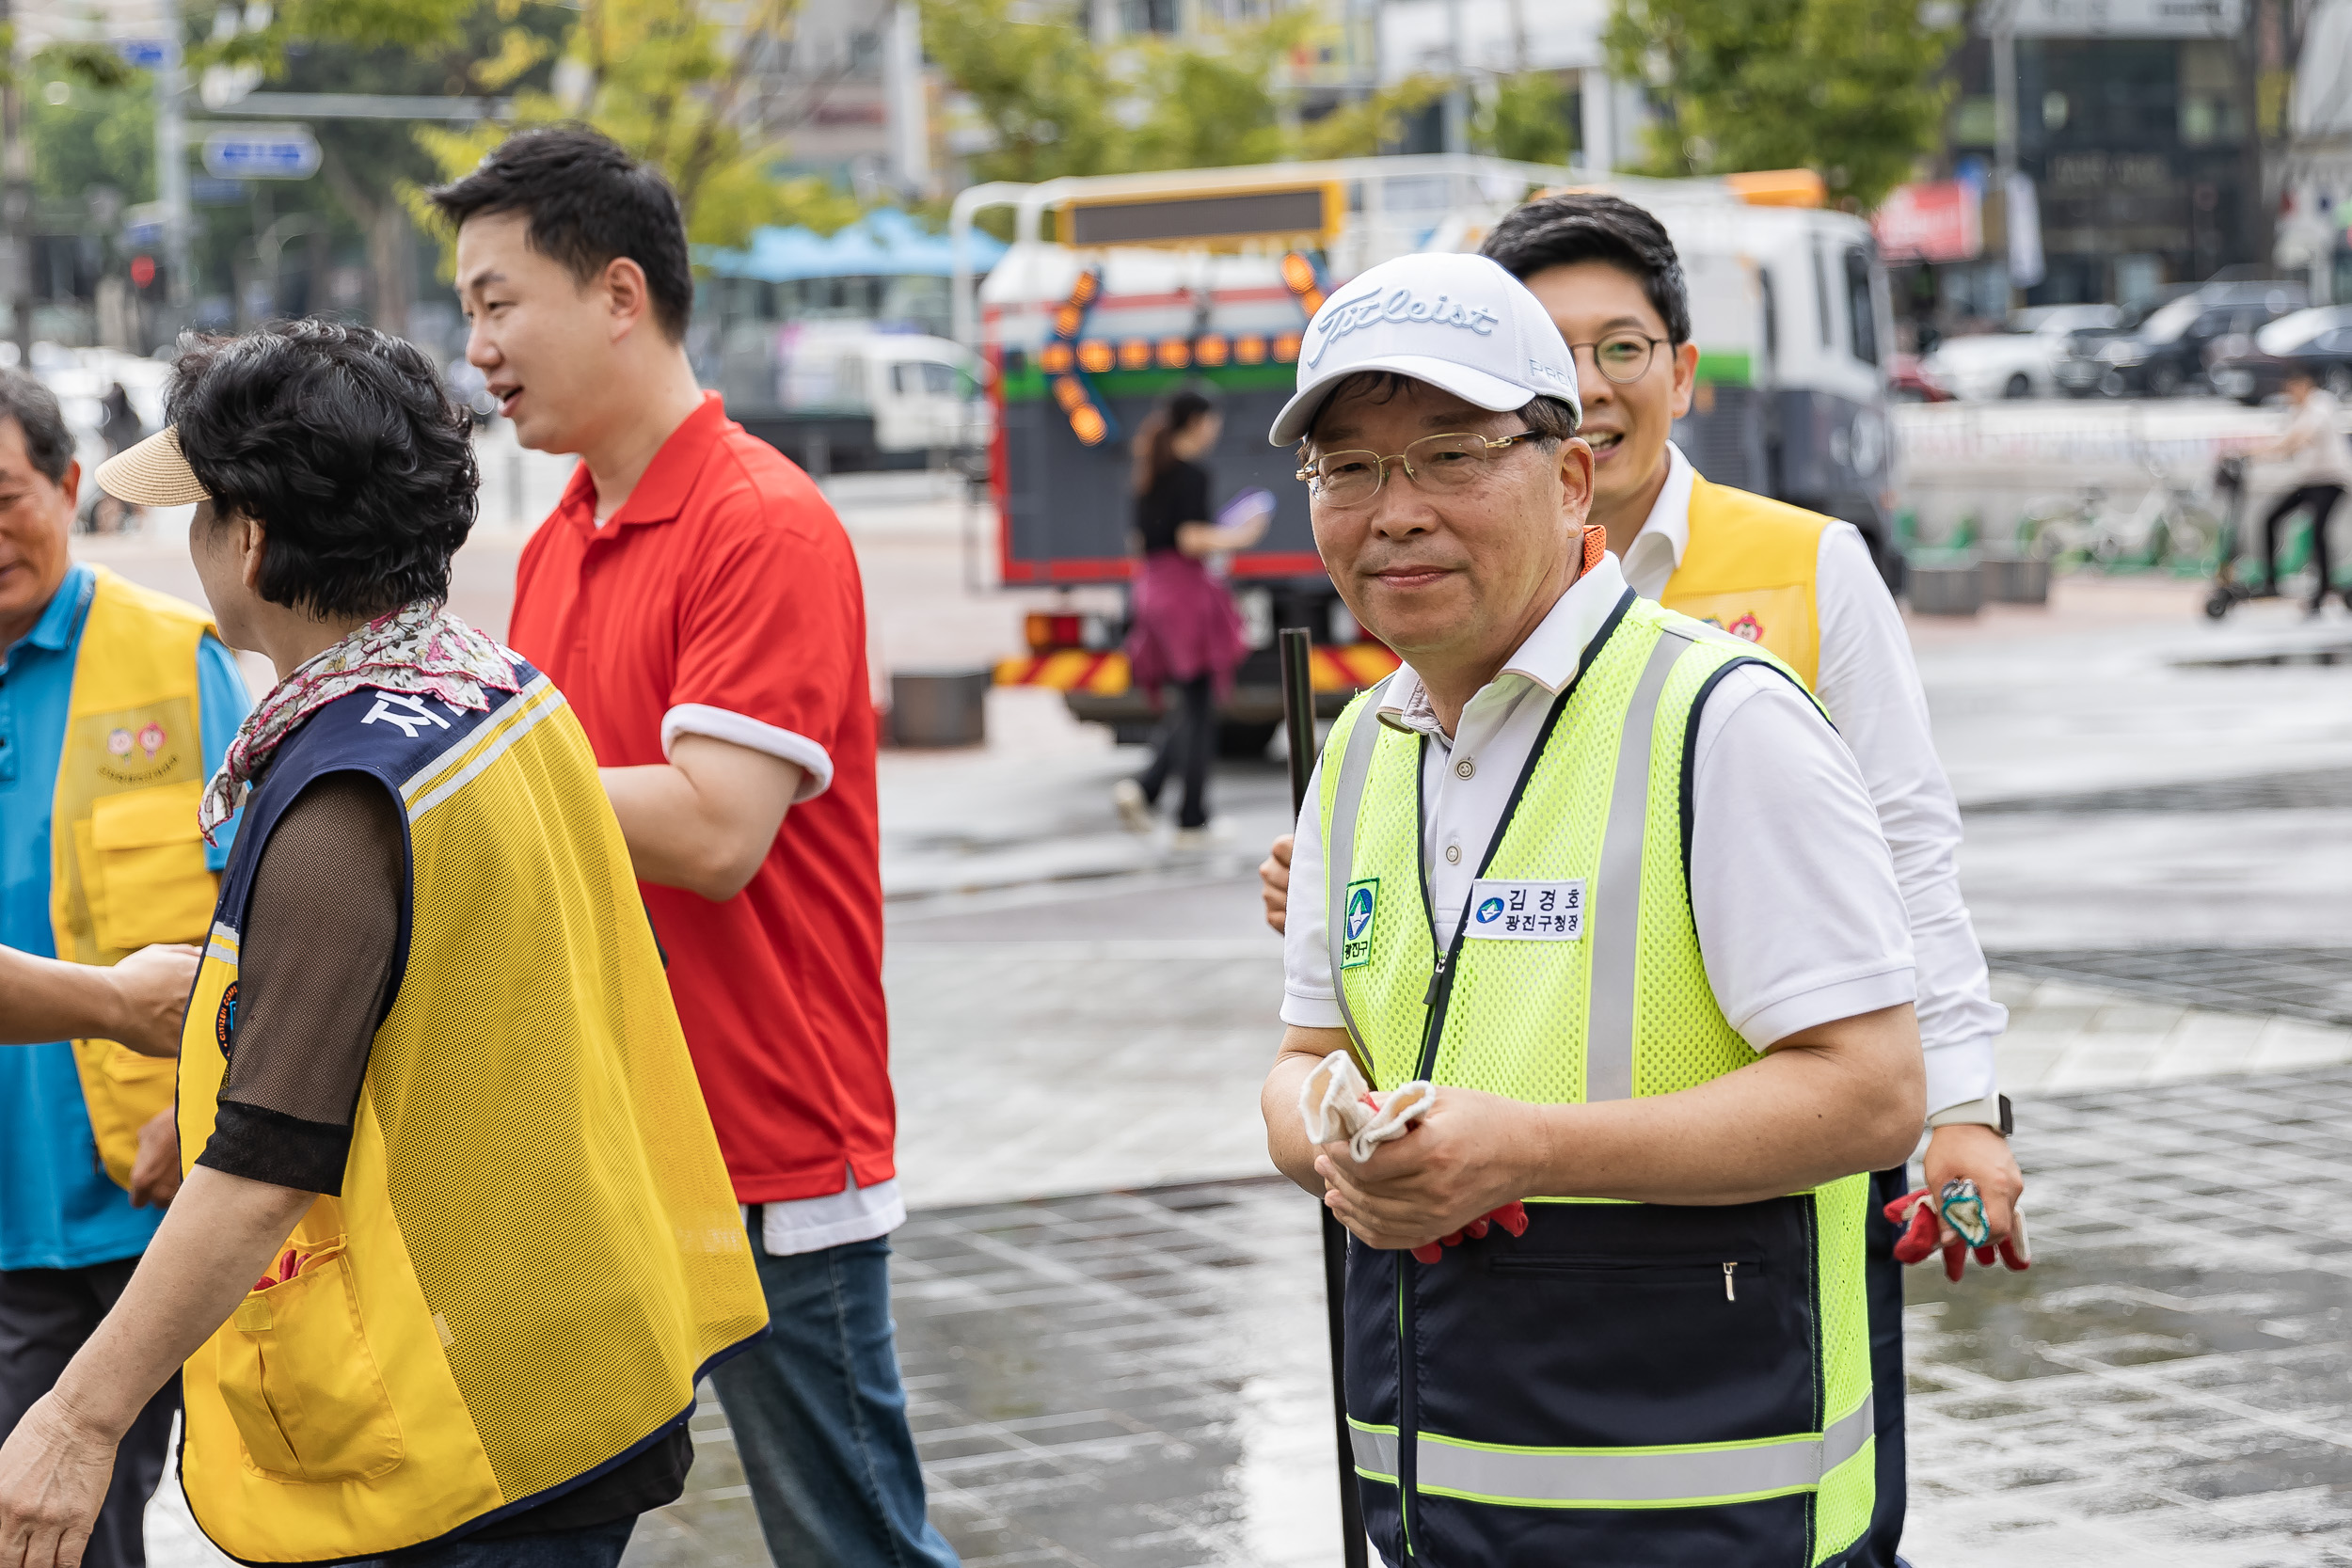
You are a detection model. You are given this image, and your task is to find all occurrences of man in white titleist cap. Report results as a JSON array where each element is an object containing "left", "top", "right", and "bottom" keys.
[{"left": 1259, "top": 252, "right": 1923, "bottom": 1565}]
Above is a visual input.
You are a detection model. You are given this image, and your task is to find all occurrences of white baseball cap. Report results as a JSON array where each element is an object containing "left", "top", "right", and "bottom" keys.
[{"left": 1267, "top": 252, "right": 1581, "bottom": 446}]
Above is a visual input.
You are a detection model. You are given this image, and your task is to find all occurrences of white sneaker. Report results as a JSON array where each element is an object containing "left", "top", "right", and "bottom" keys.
[{"left": 1113, "top": 779, "right": 1154, "bottom": 833}]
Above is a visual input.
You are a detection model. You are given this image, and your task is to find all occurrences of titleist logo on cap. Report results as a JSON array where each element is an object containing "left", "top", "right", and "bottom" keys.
[{"left": 1303, "top": 287, "right": 1502, "bottom": 370}]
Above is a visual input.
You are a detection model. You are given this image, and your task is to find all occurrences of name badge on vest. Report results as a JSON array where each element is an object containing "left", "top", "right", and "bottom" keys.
[{"left": 1466, "top": 879, "right": 1583, "bottom": 942}]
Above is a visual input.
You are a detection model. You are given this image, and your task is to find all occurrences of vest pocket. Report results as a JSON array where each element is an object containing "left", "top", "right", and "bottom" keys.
[
  {"left": 216, "top": 1242, "right": 405, "bottom": 1482},
  {"left": 84, "top": 781, "right": 213, "bottom": 950}
]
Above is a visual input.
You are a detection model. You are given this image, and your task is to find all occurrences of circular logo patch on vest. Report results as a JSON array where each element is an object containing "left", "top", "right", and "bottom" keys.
[
  {"left": 215, "top": 982, "right": 238, "bottom": 1062},
  {"left": 1476, "top": 896, "right": 1504, "bottom": 925}
]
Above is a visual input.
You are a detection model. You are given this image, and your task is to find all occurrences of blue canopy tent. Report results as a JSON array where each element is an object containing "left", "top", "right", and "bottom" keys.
[{"left": 698, "top": 210, "right": 1007, "bottom": 340}]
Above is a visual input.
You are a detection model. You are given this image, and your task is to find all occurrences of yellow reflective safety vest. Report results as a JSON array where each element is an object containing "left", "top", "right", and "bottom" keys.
[
  {"left": 50, "top": 567, "right": 219, "bottom": 1190},
  {"left": 176, "top": 662, "right": 769, "bottom": 1563},
  {"left": 1658, "top": 475, "right": 1833, "bottom": 690},
  {"left": 1321, "top": 592, "right": 1872, "bottom": 1566}
]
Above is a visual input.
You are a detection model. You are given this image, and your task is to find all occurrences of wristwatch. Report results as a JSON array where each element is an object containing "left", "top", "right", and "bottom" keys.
[{"left": 1925, "top": 1093, "right": 2013, "bottom": 1136}]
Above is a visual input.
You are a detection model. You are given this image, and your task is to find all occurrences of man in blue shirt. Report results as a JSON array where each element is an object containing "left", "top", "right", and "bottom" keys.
[{"left": 0, "top": 371, "right": 246, "bottom": 1568}]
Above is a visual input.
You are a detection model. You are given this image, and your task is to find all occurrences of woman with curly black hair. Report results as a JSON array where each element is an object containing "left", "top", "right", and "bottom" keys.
[{"left": 0, "top": 320, "right": 765, "bottom": 1568}]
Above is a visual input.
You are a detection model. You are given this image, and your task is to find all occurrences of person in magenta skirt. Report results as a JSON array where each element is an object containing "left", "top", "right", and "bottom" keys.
[{"left": 1113, "top": 389, "right": 1271, "bottom": 842}]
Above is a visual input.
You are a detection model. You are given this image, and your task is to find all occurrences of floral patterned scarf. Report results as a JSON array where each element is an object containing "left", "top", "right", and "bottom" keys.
[{"left": 199, "top": 598, "right": 519, "bottom": 843}]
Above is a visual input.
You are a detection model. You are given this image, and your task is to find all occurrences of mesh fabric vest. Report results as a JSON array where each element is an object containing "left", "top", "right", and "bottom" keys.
[
  {"left": 1658, "top": 476, "right": 1833, "bottom": 689},
  {"left": 50, "top": 568, "right": 218, "bottom": 1190},
  {"left": 175, "top": 664, "right": 768, "bottom": 1563},
  {"left": 1319, "top": 592, "right": 1872, "bottom": 1567}
]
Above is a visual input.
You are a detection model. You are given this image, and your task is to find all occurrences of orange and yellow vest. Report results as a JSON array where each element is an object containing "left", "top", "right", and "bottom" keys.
[
  {"left": 1658, "top": 476, "right": 1834, "bottom": 691},
  {"left": 176, "top": 660, "right": 768, "bottom": 1562},
  {"left": 50, "top": 567, "right": 220, "bottom": 1190}
]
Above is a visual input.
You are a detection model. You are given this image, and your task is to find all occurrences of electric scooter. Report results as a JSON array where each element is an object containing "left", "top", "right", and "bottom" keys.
[{"left": 2202, "top": 456, "right": 2256, "bottom": 620}]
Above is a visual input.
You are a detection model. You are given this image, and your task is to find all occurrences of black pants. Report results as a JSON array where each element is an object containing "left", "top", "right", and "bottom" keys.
[
  {"left": 1851, "top": 1165, "right": 1910, "bottom": 1567},
  {"left": 1137, "top": 674, "right": 1216, "bottom": 830},
  {"left": 2260, "top": 483, "right": 2345, "bottom": 607},
  {"left": 0, "top": 1258, "right": 181, "bottom": 1568}
]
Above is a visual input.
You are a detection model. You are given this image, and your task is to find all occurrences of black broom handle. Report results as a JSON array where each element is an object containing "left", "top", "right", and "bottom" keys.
[{"left": 1279, "top": 625, "right": 1371, "bottom": 1568}]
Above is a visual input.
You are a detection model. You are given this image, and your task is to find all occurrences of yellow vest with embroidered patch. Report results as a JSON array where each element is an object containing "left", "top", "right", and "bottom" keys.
[
  {"left": 1659, "top": 476, "right": 1832, "bottom": 689},
  {"left": 50, "top": 567, "right": 218, "bottom": 1190},
  {"left": 174, "top": 666, "right": 768, "bottom": 1563}
]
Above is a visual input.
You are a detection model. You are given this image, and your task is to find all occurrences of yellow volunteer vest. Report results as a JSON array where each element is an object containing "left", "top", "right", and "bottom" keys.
[
  {"left": 49, "top": 567, "right": 218, "bottom": 1190},
  {"left": 1658, "top": 475, "right": 1832, "bottom": 689},
  {"left": 176, "top": 666, "right": 768, "bottom": 1563}
]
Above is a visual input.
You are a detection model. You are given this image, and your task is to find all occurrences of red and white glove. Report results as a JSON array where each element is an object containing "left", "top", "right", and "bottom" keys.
[
  {"left": 1885, "top": 1188, "right": 2030, "bottom": 1281},
  {"left": 1410, "top": 1201, "right": 1530, "bottom": 1264}
]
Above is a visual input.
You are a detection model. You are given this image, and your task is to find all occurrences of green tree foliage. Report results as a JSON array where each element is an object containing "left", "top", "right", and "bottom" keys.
[
  {"left": 28, "top": 76, "right": 153, "bottom": 206},
  {"left": 924, "top": 0, "right": 1422, "bottom": 179},
  {"left": 918, "top": 0, "right": 1125, "bottom": 183},
  {"left": 410, "top": 0, "right": 860, "bottom": 254},
  {"left": 1603, "top": 0, "right": 1957, "bottom": 208},
  {"left": 1476, "top": 71, "right": 1576, "bottom": 166}
]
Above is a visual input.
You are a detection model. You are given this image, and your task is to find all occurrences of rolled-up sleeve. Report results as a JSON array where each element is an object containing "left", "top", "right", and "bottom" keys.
[{"left": 1688, "top": 665, "right": 1917, "bottom": 1051}]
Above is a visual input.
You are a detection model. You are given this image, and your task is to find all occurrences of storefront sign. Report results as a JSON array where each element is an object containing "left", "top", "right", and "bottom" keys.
[{"left": 1873, "top": 181, "right": 1983, "bottom": 263}]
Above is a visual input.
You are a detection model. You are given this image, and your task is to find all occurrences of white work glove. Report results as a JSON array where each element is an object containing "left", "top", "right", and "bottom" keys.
[{"left": 1299, "top": 1050, "right": 1436, "bottom": 1164}]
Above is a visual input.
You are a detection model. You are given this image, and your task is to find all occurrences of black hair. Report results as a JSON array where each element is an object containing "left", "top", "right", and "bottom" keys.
[
  {"left": 1133, "top": 388, "right": 1217, "bottom": 495},
  {"left": 169, "top": 321, "right": 478, "bottom": 620},
  {"left": 1298, "top": 371, "right": 1579, "bottom": 451},
  {"left": 1480, "top": 193, "right": 1692, "bottom": 347},
  {"left": 0, "top": 369, "right": 77, "bottom": 483},
  {"left": 427, "top": 125, "right": 693, "bottom": 343}
]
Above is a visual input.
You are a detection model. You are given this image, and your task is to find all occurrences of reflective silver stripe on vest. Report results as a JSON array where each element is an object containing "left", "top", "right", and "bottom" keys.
[
  {"left": 1327, "top": 674, "right": 1397, "bottom": 1072},
  {"left": 1415, "top": 1392, "right": 1874, "bottom": 1507},
  {"left": 1582, "top": 629, "right": 1696, "bottom": 1102},
  {"left": 1349, "top": 1422, "right": 1402, "bottom": 1480}
]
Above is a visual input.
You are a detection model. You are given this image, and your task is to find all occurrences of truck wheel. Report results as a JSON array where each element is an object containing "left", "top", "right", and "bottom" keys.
[
  {"left": 2004, "top": 373, "right": 2032, "bottom": 399},
  {"left": 1217, "top": 720, "right": 1280, "bottom": 759}
]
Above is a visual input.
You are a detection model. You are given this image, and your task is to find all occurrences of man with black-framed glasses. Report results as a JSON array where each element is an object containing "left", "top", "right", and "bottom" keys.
[{"left": 1258, "top": 249, "right": 1922, "bottom": 1566}]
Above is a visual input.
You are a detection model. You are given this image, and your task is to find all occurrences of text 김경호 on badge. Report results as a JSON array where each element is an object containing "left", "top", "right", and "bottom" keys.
[{"left": 1466, "top": 879, "right": 1583, "bottom": 942}]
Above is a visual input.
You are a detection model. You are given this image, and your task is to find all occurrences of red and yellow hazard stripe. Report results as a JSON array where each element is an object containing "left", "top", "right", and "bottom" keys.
[
  {"left": 993, "top": 643, "right": 1401, "bottom": 695},
  {"left": 993, "top": 651, "right": 1133, "bottom": 692}
]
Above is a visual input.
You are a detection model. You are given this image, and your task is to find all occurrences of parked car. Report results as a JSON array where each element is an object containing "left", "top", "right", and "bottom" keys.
[
  {"left": 1889, "top": 352, "right": 1952, "bottom": 403},
  {"left": 2207, "top": 306, "right": 2352, "bottom": 404},
  {"left": 2057, "top": 280, "right": 2308, "bottom": 398},
  {"left": 1920, "top": 304, "right": 2120, "bottom": 399}
]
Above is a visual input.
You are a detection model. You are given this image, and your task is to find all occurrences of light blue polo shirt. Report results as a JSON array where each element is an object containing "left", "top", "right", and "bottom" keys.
[{"left": 0, "top": 562, "right": 248, "bottom": 1271}]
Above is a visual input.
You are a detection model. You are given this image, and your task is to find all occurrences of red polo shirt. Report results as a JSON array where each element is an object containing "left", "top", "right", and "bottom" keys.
[{"left": 508, "top": 393, "right": 889, "bottom": 1203}]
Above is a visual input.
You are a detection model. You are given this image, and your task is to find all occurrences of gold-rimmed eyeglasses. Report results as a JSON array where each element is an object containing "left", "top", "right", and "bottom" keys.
[
  {"left": 1565, "top": 330, "right": 1667, "bottom": 385},
  {"left": 1295, "top": 430, "right": 1543, "bottom": 507}
]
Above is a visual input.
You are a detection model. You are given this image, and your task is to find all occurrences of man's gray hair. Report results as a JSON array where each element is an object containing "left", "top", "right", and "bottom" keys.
[{"left": 0, "top": 370, "right": 75, "bottom": 483}]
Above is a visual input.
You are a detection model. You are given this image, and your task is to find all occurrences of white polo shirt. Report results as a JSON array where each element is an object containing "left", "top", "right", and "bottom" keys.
[
  {"left": 1283, "top": 550, "right": 1917, "bottom": 1055},
  {"left": 1621, "top": 446, "right": 2006, "bottom": 1116}
]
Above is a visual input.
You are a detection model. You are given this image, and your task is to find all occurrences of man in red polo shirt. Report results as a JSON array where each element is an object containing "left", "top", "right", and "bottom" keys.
[{"left": 432, "top": 129, "right": 957, "bottom": 1568}]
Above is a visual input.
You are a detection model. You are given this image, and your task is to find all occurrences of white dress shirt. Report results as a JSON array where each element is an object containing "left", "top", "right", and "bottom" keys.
[
  {"left": 1622, "top": 445, "right": 2005, "bottom": 1116},
  {"left": 1283, "top": 550, "right": 1917, "bottom": 1056}
]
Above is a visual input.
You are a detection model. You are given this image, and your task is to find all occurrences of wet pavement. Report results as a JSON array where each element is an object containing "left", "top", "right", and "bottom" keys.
[
  {"left": 644, "top": 1065, "right": 2352, "bottom": 1568},
  {"left": 107, "top": 478, "right": 2352, "bottom": 1567}
]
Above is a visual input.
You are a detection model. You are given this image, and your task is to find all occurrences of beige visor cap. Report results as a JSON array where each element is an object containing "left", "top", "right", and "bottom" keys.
[{"left": 94, "top": 426, "right": 212, "bottom": 507}]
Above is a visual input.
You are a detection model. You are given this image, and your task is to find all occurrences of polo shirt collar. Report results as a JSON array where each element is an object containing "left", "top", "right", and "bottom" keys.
[
  {"left": 1616, "top": 442, "right": 1696, "bottom": 598},
  {"left": 1378, "top": 550, "right": 1633, "bottom": 736},
  {"left": 564, "top": 391, "right": 731, "bottom": 533},
  {"left": 9, "top": 562, "right": 92, "bottom": 657}
]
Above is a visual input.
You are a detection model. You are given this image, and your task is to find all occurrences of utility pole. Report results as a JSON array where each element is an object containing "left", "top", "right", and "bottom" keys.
[
  {"left": 1441, "top": 0, "right": 1469, "bottom": 153},
  {"left": 157, "top": 0, "right": 194, "bottom": 314},
  {"left": 1988, "top": 0, "right": 2021, "bottom": 307},
  {"left": 0, "top": 0, "right": 30, "bottom": 365}
]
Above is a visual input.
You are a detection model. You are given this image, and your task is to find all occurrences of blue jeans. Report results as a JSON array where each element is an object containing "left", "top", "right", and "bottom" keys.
[
  {"left": 355, "top": 1517, "right": 633, "bottom": 1566},
  {"left": 710, "top": 1228, "right": 958, "bottom": 1568}
]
